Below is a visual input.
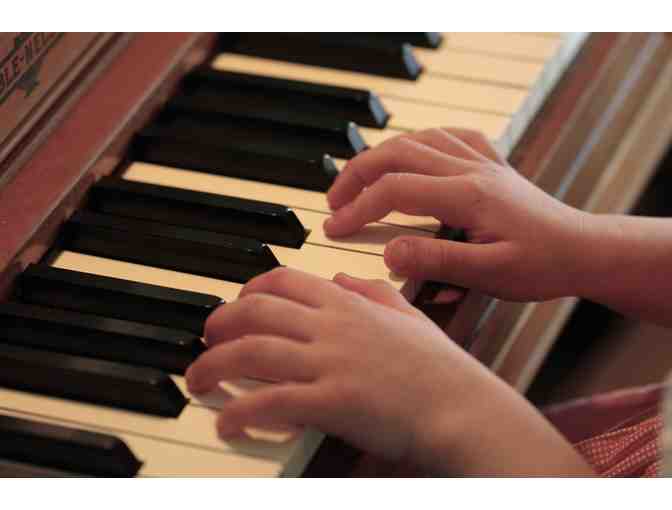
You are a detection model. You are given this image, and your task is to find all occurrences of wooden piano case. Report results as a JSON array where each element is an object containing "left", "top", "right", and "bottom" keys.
[{"left": 1, "top": 32, "right": 672, "bottom": 476}]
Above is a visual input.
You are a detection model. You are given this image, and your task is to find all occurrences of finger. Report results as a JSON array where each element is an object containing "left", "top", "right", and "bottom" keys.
[
  {"left": 403, "top": 128, "right": 491, "bottom": 163},
  {"left": 384, "top": 236, "right": 508, "bottom": 288},
  {"left": 239, "top": 267, "right": 344, "bottom": 308},
  {"left": 327, "top": 136, "right": 477, "bottom": 211},
  {"left": 204, "top": 293, "right": 318, "bottom": 347},
  {"left": 325, "top": 174, "right": 477, "bottom": 238},
  {"left": 215, "top": 383, "right": 324, "bottom": 437},
  {"left": 186, "top": 335, "right": 318, "bottom": 393},
  {"left": 332, "top": 273, "right": 421, "bottom": 317},
  {"left": 440, "top": 127, "right": 508, "bottom": 165}
]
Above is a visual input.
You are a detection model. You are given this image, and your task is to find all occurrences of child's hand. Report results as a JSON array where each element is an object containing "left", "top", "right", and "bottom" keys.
[
  {"left": 186, "top": 268, "right": 592, "bottom": 475},
  {"left": 186, "top": 268, "right": 511, "bottom": 465},
  {"left": 325, "top": 128, "right": 593, "bottom": 301}
]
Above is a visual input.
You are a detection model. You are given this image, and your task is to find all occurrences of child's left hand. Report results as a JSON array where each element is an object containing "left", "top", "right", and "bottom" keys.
[{"left": 186, "top": 268, "right": 521, "bottom": 468}]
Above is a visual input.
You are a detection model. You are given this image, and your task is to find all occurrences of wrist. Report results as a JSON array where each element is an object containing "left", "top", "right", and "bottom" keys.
[
  {"left": 406, "top": 372, "right": 518, "bottom": 475},
  {"left": 408, "top": 373, "right": 593, "bottom": 476},
  {"left": 569, "top": 212, "right": 633, "bottom": 301},
  {"left": 558, "top": 209, "right": 613, "bottom": 299}
]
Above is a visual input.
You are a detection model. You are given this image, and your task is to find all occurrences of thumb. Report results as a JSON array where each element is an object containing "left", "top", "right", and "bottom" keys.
[
  {"left": 332, "top": 273, "right": 420, "bottom": 317},
  {"left": 384, "top": 236, "right": 500, "bottom": 288}
]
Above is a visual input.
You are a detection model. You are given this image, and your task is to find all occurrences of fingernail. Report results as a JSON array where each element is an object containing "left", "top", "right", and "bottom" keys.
[
  {"left": 323, "top": 216, "right": 334, "bottom": 232},
  {"left": 386, "top": 240, "right": 410, "bottom": 273}
]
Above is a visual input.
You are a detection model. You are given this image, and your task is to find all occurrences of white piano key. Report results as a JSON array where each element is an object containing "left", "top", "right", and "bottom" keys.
[
  {"left": 417, "top": 48, "right": 545, "bottom": 89},
  {"left": 51, "top": 251, "right": 244, "bottom": 302},
  {"left": 116, "top": 162, "right": 434, "bottom": 256},
  {"left": 299, "top": 209, "right": 434, "bottom": 256},
  {"left": 0, "top": 383, "right": 309, "bottom": 463},
  {"left": 381, "top": 96, "right": 510, "bottom": 138},
  {"left": 444, "top": 33, "right": 563, "bottom": 61},
  {"left": 0, "top": 408, "right": 291, "bottom": 476},
  {"left": 518, "top": 32, "right": 564, "bottom": 39},
  {"left": 273, "top": 243, "right": 404, "bottom": 289},
  {"left": 123, "top": 162, "right": 441, "bottom": 233},
  {"left": 212, "top": 54, "right": 528, "bottom": 117}
]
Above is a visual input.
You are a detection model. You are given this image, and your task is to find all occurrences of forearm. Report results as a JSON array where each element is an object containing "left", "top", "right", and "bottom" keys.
[
  {"left": 573, "top": 213, "right": 672, "bottom": 326},
  {"left": 415, "top": 377, "right": 594, "bottom": 476}
]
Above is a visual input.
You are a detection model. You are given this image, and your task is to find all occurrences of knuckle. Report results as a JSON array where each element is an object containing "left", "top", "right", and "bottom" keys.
[
  {"left": 265, "top": 388, "right": 298, "bottom": 410},
  {"left": 378, "top": 173, "right": 404, "bottom": 202},
  {"left": 341, "top": 288, "right": 369, "bottom": 308},
  {"left": 263, "top": 266, "right": 294, "bottom": 292},
  {"left": 335, "top": 381, "right": 367, "bottom": 411},
  {"left": 384, "top": 136, "right": 419, "bottom": 162},
  {"left": 462, "top": 175, "right": 489, "bottom": 203},
  {"left": 437, "top": 243, "right": 456, "bottom": 273},
  {"left": 425, "top": 127, "right": 446, "bottom": 141},
  {"left": 454, "top": 128, "right": 483, "bottom": 144},
  {"left": 230, "top": 338, "right": 258, "bottom": 366},
  {"left": 238, "top": 294, "right": 272, "bottom": 321},
  {"left": 381, "top": 133, "right": 412, "bottom": 149}
]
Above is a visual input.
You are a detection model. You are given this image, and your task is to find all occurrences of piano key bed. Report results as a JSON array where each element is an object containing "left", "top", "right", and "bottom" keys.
[{"left": 0, "top": 32, "right": 590, "bottom": 476}]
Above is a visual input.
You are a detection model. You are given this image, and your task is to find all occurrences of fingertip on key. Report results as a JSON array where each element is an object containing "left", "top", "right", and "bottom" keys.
[
  {"left": 323, "top": 216, "right": 341, "bottom": 238},
  {"left": 384, "top": 239, "right": 410, "bottom": 275},
  {"left": 185, "top": 364, "right": 207, "bottom": 395}
]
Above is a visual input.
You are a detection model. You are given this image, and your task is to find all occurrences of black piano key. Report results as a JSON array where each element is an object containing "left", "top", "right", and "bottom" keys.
[
  {"left": 0, "top": 302, "right": 204, "bottom": 375},
  {"left": 220, "top": 33, "right": 423, "bottom": 80},
  {"left": 151, "top": 102, "right": 367, "bottom": 160},
  {"left": 166, "top": 96, "right": 367, "bottom": 159},
  {"left": 184, "top": 67, "right": 390, "bottom": 128},
  {"left": 18, "top": 264, "right": 220, "bottom": 335},
  {"left": 0, "top": 343, "right": 187, "bottom": 417},
  {"left": 333, "top": 33, "right": 444, "bottom": 49},
  {"left": 0, "top": 458, "right": 80, "bottom": 477},
  {"left": 0, "top": 414, "right": 142, "bottom": 477},
  {"left": 61, "top": 211, "right": 280, "bottom": 283},
  {"left": 133, "top": 128, "right": 338, "bottom": 192},
  {"left": 89, "top": 177, "right": 307, "bottom": 249}
]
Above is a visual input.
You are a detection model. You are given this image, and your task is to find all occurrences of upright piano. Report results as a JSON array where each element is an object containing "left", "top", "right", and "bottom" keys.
[{"left": 0, "top": 32, "right": 671, "bottom": 476}]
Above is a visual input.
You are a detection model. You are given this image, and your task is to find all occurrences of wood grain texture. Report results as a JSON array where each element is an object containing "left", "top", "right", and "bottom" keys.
[
  {"left": 0, "top": 34, "right": 123, "bottom": 183},
  {"left": 0, "top": 33, "right": 217, "bottom": 300}
]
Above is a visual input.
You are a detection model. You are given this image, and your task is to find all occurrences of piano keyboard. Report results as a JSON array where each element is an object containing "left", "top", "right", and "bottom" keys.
[{"left": 0, "top": 32, "right": 586, "bottom": 476}]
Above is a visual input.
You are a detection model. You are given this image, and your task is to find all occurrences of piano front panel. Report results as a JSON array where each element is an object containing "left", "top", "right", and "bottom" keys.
[{"left": 0, "top": 32, "right": 597, "bottom": 476}]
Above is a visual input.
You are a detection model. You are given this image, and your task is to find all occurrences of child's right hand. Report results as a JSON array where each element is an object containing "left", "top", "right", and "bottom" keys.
[{"left": 325, "top": 128, "right": 595, "bottom": 301}]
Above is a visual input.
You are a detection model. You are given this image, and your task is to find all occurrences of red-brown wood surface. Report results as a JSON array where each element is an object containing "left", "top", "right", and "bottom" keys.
[
  {"left": 510, "top": 33, "right": 619, "bottom": 179},
  {"left": 0, "top": 33, "right": 216, "bottom": 298}
]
